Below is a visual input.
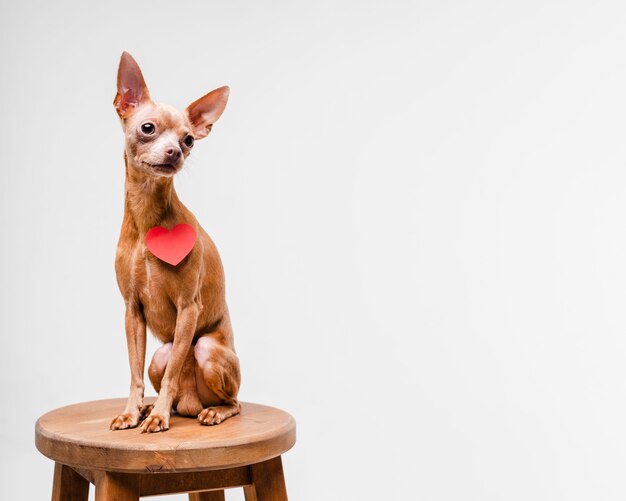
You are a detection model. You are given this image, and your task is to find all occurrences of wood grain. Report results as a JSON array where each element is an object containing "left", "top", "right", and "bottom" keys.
[
  {"left": 51, "top": 462, "right": 89, "bottom": 501},
  {"left": 37, "top": 400, "right": 294, "bottom": 500},
  {"left": 95, "top": 471, "right": 139, "bottom": 501},
  {"left": 248, "top": 456, "right": 288, "bottom": 501},
  {"left": 244, "top": 484, "right": 259, "bottom": 501},
  {"left": 136, "top": 466, "right": 250, "bottom": 496},
  {"left": 35, "top": 398, "right": 296, "bottom": 473},
  {"left": 189, "top": 491, "right": 226, "bottom": 501}
]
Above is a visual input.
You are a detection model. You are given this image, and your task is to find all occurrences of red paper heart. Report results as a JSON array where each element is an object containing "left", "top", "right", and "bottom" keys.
[{"left": 145, "top": 224, "right": 197, "bottom": 266}]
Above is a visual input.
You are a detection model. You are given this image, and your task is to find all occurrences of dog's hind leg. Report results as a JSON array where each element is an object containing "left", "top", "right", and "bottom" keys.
[
  {"left": 194, "top": 334, "right": 241, "bottom": 426},
  {"left": 148, "top": 342, "right": 203, "bottom": 417},
  {"left": 175, "top": 348, "right": 204, "bottom": 417}
]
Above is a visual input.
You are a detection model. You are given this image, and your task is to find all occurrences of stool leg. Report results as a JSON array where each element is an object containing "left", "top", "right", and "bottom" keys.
[
  {"left": 247, "top": 456, "right": 288, "bottom": 501},
  {"left": 244, "top": 485, "right": 258, "bottom": 501},
  {"left": 190, "top": 491, "right": 226, "bottom": 501},
  {"left": 95, "top": 472, "right": 139, "bottom": 501},
  {"left": 51, "top": 462, "right": 89, "bottom": 501}
]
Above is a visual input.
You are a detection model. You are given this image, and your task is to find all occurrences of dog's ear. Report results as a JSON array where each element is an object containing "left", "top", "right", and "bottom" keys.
[
  {"left": 185, "top": 86, "right": 229, "bottom": 139},
  {"left": 114, "top": 52, "right": 150, "bottom": 119}
]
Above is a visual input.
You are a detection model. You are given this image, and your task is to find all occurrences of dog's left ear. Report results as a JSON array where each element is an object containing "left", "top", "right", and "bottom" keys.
[{"left": 185, "top": 86, "right": 230, "bottom": 139}]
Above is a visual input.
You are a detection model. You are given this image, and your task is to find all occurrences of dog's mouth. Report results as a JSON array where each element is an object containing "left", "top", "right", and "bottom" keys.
[{"left": 143, "top": 161, "right": 179, "bottom": 174}]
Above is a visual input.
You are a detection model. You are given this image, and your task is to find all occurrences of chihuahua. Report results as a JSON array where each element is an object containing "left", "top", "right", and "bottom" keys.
[{"left": 109, "top": 52, "right": 241, "bottom": 433}]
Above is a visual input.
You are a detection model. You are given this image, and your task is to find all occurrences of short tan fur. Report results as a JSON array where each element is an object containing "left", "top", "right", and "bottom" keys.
[{"left": 110, "top": 52, "right": 240, "bottom": 433}]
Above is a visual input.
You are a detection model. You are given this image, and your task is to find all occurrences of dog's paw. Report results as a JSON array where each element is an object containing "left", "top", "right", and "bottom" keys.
[
  {"left": 140, "top": 413, "right": 169, "bottom": 433},
  {"left": 197, "top": 407, "right": 224, "bottom": 426},
  {"left": 139, "top": 404, "right": 154, "bottom": 420},
  {"left": 110, "top": 412, "right": 139, "bottom": 431}
]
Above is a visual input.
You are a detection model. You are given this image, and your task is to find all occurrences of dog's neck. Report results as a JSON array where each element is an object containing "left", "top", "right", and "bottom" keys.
[{"left": 122, "top": 155, "right": 183, "bottom": 236}]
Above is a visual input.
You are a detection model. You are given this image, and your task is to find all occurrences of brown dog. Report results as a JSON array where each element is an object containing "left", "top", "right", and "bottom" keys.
[{"left": 109, "top": 52, "right": 241, "bottom": 433}]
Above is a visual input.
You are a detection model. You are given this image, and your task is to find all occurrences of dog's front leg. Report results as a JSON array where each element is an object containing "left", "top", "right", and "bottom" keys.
[
  {"left": 110, "top": 303, "right": 147, "bottom": 430},
  {"left": 140, "top": 302, "right": 199, "bottom": 433}
]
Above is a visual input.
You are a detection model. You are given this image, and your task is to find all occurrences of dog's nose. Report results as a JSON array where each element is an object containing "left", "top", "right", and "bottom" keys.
[{"left": 164, "top": 147, "right": 182, "bottom": 163}]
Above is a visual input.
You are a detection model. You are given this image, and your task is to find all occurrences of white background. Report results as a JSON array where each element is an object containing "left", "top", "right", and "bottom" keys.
[{"left": 2, "top": 1, "right": 626, "bottom": 499}]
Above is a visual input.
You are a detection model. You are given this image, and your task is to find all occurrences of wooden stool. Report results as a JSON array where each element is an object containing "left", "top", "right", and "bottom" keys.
[{"left": 35, "top": 398, "right": 296, "bottom": 500}]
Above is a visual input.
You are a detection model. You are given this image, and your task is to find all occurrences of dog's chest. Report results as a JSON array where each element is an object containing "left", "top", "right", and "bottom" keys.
[{"left": 117, "top": 244, "right": 178, "bottom": 340}]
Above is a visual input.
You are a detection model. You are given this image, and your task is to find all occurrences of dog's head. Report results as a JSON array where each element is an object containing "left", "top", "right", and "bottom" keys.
[{"left": 114, "top": 52, "right": 229, "bottom": 177}]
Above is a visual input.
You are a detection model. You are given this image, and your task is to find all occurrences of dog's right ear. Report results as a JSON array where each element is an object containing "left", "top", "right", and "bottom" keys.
[{"left": 114, "top": 52, "right": 150, "bottom": 119}]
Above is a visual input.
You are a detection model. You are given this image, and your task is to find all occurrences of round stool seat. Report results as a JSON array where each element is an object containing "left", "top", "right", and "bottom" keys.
[{"left": 35, "top": 398, "right": 296, "bottom": 474}]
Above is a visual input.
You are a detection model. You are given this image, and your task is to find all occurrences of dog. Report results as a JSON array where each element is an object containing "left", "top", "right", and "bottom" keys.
[{"left": 109, "top": 52, "right": 241, "bottom": 433}]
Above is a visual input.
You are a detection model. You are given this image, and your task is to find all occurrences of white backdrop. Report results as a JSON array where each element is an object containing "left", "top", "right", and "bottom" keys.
[{"left": 2, "top": 1, "right": 626, "bottom": 500}]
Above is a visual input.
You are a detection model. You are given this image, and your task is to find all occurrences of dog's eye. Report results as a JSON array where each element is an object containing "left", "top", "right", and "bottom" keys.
[
  {"left": 141, "top": 122, "right": 156, "bottom": 135},
  {"left": 183, "top": 135, "right": 194, "bottom": 148}
]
